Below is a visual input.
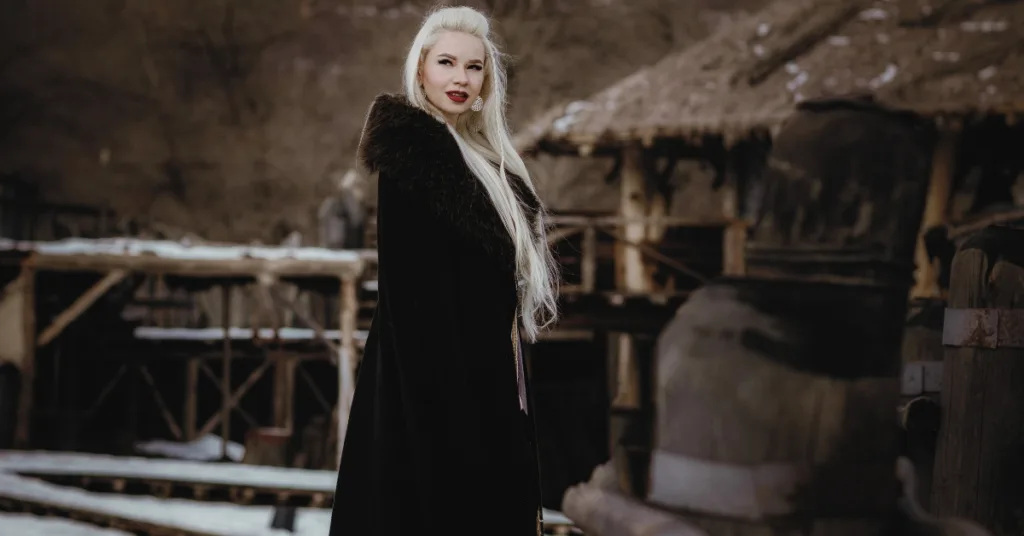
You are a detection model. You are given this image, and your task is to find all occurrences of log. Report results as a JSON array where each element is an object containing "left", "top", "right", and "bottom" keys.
[{"left": 930, "top": 226, "right": 1024, "bottom": 535}]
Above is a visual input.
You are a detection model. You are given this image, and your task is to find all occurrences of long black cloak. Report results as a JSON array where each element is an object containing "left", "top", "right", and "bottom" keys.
[{"left": 329, "top": 94, "right": 543, "bottom": 535}]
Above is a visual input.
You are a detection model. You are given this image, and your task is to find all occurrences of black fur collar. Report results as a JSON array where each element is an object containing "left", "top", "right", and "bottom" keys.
[{"left": 357, "top": 93, "right": 542, "bottom": 266}]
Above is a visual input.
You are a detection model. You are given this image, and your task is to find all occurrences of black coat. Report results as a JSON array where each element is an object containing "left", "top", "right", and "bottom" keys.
[{"left": 330, "top": 94, "right": 544, "bottom": 535}]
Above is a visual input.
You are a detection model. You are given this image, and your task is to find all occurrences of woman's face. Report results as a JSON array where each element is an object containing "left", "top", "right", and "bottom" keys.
[{"left": 419, "top": 31, "right": 486, "bottom": 125}]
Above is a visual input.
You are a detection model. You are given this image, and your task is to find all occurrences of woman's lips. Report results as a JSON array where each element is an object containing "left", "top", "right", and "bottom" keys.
[{"left": 446, "top": 91, "right": 468, "bottom": 103}]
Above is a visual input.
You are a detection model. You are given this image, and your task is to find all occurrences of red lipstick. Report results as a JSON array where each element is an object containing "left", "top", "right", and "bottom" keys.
[{"left": 446, "top": 91, "right": 468, "bottom": 103}]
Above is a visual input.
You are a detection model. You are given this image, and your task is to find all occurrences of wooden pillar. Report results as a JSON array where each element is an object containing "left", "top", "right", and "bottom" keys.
[
  {"left": 720, "top": 167, "right": 747, "bottom": 276},
  {"left": 14, "top": 266, "right": 36, "bottom": 448},
  {"left": 930, "top": 226, "right": 1024, "bottom": 535},
  {"left": 272, "top": 353, "right": 297, "bottom": 431},
  {"left": 612, "top": 146, "right": 647, "bottom": 412},
  {"left": 911, "top": 128, "right": 959, "bottom": 299},
  {"left": 184, "top": 357, "right": 199, "bottom": 440},
  {"left": 220, "top": 285, "right": 232, "bottom": 460},
  {"left": 581, "top": 225, "right": 597, "bottom": 294},
  {"left": 336, "top": 275, "right": 358, "bottom": 466}
]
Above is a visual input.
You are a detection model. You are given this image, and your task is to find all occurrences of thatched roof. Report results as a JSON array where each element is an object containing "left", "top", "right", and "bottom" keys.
[{"left": 516, "top": 0, "right": 1024, "bottom": 155}]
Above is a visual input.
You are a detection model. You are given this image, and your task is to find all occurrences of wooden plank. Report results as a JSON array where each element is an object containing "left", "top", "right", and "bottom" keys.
[
  {"left": 930, "top": 226, "right": 1024, "bottom": 534},
  {"left": 219, "top": 285, "right": 231, "bottom": 460},
  {"left": 14, "top": 266, "right": 35, "bottom": 448},
  {"left": 197, "top": 360, "right": 271, "bottom": 438},
  {"left": 336, "top": 276, "right": 358, "bottom": 466},
  {"left": 37, "top": 268, "right": 128, "bottom": 348},
  {"left": 736, "top": 0, "right": 863, "bottom": 86},
  {"left": 911, "top": 130, "right": 958, "bottom": 299},
  {"left": 184, "top": 359, "right": 198, "bottom": 440},
  {"left": 21, "top": 251, "right": 367, "bottom": 279}
]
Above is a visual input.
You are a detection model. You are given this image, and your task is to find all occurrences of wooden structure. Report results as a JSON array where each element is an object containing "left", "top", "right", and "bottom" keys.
[
  {"left": 931, "top": 226, "right": 1024, "bottom": 535},
  {"left": 0, "top": 237, "right": 369, "bottom": 459},
  {"left": 516, "top": 0, "right": 1024, "bottom": 300},
  {"left": 557, "top": 94, "right": 992, "bottom": 535}
]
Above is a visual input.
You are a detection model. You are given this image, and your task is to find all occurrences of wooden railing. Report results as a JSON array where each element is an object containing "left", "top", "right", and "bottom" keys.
[{"left": 546, "top": 214, "right": 730, "bottom": 298}]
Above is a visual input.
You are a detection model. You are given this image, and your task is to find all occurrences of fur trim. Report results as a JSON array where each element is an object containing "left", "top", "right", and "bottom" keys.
[{"left": 357, "top": 93, "right": 541, "bottom": 265}]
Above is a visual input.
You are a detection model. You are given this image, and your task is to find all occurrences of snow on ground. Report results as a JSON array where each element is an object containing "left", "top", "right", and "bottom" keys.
[
  {"left": 134, "top": 434, "right": 246, "bottom": 463},
  {"left": 0, "top": 449, "right": 573, "bottom": 533},
  {"left": 0, "top": 451, "right": 336, "bottom": 492},
  {"left": 0, "top": 513, "right": 132, "bottom": 535},
  {"left": 0, "top": 473, "right": 329, "bottom": 536}
]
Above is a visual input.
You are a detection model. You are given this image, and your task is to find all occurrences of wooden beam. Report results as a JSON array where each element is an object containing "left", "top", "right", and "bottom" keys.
[
  {"left": 268, "top": 285, "right": 340, "bottom": 358},
  {"left": 37, "top": 269, "right": 128, "bottom": 347},
  {"left": 184, "top": 358, "right": 199, "bottom": 440},
  {"left": 220, "top": 285, "right": 232, "bottom": 460},
  {"left": 736, "top": 0, "right": 863, "bottom": 86},
  {"left": 14, "top": 267, "right": 36, "bottom": 448},
  {"left": 273, "top": 353, "right": 297, "bottom": 431},
  {"left": 199, "top": 359, "right": 272, "bottom": 438},
  {"left": 22, "top": 251, "right": 368, "bottom": 280},
  {"left": 138, "top": 365, "right": 182, "bottom": 440},
  {"left": 911, "top": 129, "right": 958, "bottom": 299},
  {"left": 581, "top": 226, "right": 597, "bottom": 293},
  {"left": 337, "top": 275, "right": 358, "bottom": 466}
]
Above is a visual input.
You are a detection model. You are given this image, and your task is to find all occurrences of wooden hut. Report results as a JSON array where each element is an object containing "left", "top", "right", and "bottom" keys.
[
  {"left": 517, "top": 0, "right": 1024, "bottom": 293},
  {"left": 518, "top": 0, "right": 1024, "bottom": 526}
]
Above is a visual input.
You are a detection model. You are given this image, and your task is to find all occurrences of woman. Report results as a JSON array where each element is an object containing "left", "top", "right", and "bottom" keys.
[{"left": 330, "top": 6, "right": 559, "bottom": 535}]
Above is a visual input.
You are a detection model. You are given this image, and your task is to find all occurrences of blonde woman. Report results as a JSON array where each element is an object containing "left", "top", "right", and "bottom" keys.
[{"left": 330, "top": 6, "right": 559, "bottom": 535}]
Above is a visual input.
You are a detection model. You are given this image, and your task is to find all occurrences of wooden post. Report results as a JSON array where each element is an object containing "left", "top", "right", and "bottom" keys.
[
  {"left": 617, "top": 145, "right": 649, "bottom": 294},
  {"left": 14, "top": 266, "right": 36, "bottom": 448},
  {"left": 220, "top": 284, "right": 232, "bottom": 460},
  {"left": 581, "top": 224, "right": 597, "bottom": 294},
  {"left": 272, "top": 352, "right": 297, "bottom": 431},
  {"left": 184, "top": 358, "right": 198, "bottom": 440},
  {"left": 336, "top": 275, "right": 358, "bottom": 466},
  {"left": 911, "top": 128, "right": 958, "bottom": 299},
  {"left": 930, "top": 226, "right": 1024, "bottom": 535},
  {"left": 720, "top": 168, "right": 747, "bottom": 276}
]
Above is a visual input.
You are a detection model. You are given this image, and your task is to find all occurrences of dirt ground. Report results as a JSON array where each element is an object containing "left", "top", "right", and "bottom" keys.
[{"left": 0, "top": 0, "right": 766, "bottom": 243}]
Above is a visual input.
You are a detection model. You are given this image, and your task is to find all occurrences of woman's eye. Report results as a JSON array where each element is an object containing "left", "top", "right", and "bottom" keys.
[
  {"left": 438, "top": 59, "right": 452, "bottom": 66},
  {"left": 469, "top": 65, "right": 483, "bottom": 71}
]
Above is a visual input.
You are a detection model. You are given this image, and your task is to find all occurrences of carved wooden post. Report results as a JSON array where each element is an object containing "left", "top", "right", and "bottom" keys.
[{"left": 931, "top": 225, "right": 1024, "bottom": 535}]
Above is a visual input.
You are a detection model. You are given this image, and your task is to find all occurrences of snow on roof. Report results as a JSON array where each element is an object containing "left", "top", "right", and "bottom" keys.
[
  {"left": 0, "top": 237, "right": 364, "bottom": 264},
  {"left": 0, "top": 513, "right": 132, "bottom": 536}
]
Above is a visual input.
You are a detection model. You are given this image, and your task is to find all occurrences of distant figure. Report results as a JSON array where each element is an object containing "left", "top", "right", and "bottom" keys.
[
  {"left": 317, "top": 169, "right": 367, "bottom": 250},
  {"left": 330, "top": 6, "right": 559, "bottom": 536}
]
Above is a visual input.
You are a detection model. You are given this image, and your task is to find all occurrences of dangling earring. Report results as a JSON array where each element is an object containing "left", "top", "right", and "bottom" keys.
[{"left": 471, "top": 96, "right": 484, "bottom": 112}]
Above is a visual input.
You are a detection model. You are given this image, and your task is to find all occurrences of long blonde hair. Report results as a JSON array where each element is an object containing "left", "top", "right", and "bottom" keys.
[{"left": 403, "top": 6, "right": 558, "bottom": 341}]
